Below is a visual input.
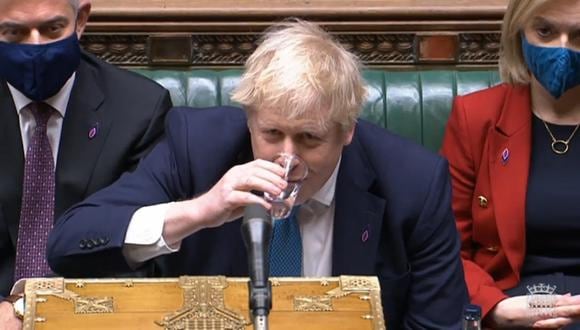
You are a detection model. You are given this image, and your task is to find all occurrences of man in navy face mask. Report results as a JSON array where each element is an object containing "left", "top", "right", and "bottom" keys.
[{"left": 0, "top": 0, "right": 172, "bottom": 327}]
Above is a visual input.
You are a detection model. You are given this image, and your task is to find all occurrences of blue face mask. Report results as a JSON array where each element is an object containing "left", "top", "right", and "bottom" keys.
[
  {"left": 0, "top": 32, "right": 81, "bottom": 101},
  {"left": 521, "top": 35, "right": 580, "bottom": 99}
]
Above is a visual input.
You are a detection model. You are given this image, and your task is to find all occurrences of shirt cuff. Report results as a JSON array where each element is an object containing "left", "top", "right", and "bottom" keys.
[
  {"left": 122, "top": 202, "right": 181, "bottom": 265},
  {"left": 10, "top": 280, "right": 26, "bottom": 295}
]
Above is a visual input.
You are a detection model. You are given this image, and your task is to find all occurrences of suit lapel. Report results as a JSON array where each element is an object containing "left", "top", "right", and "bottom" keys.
[
  {"left": 332, "top": 140, "right": 386, "bottom": 276},
  {"left": 54, "top": 59, "right": 106, "bottom": 218},
  {"left": 488, "top": 85, "right": 531, "bottom": 278},
  {"left": 0, "top": 81, "right": 24, "bottom": 245}
]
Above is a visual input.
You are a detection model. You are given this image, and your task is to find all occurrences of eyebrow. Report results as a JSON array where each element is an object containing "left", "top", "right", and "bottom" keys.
[
  {"left": 40, "top": 16, "right": 70, "bottom": 27},
  {"left": 0, "top": 16, "right": 69, "bottom": 30},
  {"left": 0, "top": 21, "right": 25, "bottom": 30},
  {"left": 299, "top": 124, "right": 327, "bottom": 133},
  {"left": 533, "top": 16, "right": 580, "bottom": 31},
  {"left": 37, "top": 16, "right": 70, "bottom": 32}
]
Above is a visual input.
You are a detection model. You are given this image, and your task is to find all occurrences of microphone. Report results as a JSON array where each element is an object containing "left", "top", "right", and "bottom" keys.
[{"left": 241, "top": 204, "right": 273, "bottom": 330}]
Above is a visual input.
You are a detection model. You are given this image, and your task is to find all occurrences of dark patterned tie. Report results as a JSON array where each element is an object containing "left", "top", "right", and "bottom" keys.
[
  {"left": 14, "top": 102, "right": 55, "bottom": 280},
  {"left": 269, "top": 206, "right": 302, "bottom": 276}
]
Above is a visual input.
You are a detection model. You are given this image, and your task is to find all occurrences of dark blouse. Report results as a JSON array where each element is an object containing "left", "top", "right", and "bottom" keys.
[{"left": 523, "top": 115, "right": 580, "bottom": 276}]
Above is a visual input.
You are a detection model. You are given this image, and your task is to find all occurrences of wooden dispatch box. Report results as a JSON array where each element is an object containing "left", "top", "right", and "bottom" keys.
[{"left": 22, "top": 276, "right": 385, "bottom": 330}]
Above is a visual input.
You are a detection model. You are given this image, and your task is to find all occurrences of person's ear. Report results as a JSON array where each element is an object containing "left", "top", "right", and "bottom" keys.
[
  {"left": 343, "top": 124, "right": 355, "bottom": 146},
  {"left": 246, "top": 109, "right": 257, "bottom": 132},
  {"left": 75, "top": 1, "right": 92, "bottom": 38}
]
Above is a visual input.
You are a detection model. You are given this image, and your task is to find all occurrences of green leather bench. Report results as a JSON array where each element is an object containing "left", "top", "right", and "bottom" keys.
[{"left": 133, "top": 69, "right": 500, "bottom": 152}]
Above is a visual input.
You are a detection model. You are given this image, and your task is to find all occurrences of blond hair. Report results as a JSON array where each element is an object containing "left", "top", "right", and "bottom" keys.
[
  {"left": 231, "top": 19, "right": 366, "bottom": 131},
  {"left": 500, "top": 0, "right": 552, "bottom": 84}
]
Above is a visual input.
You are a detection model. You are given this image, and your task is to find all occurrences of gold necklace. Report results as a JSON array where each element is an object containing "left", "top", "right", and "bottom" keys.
[{"left": 541, "top": 119, "right": 580, "bottom": 155}]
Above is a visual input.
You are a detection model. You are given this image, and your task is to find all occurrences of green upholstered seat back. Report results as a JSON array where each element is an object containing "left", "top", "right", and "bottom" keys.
[{"left": 132, "top": 69, "right": 500, "bottom": 152}]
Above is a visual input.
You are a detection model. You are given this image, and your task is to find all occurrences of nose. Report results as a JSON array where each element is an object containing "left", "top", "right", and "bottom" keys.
[
  {"left": 24, "top": 30, "right": 42, "bottom": 44},
  {"left": 560, "top": 33, "right": 569, "bottom": 48},
  {"left": 281, "top": 137, "right": 297, "bottom": 156}
]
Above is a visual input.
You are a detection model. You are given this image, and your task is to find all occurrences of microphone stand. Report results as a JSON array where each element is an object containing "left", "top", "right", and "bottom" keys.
[{"left": 242, "top": 204, "right": 273, "bottom": 330}]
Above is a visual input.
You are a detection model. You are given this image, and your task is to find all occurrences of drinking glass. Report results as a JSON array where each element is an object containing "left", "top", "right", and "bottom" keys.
[{"left": 263, "top": 153, "right": 309, "bottom": 220}]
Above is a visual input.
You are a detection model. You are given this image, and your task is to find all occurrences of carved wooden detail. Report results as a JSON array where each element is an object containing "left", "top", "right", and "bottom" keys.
[
  {"left": 188, "top": 33, "right": 416, "bottom": 66},
  {"left": 79, "top": 32, "right": 505, "bottom": 67},
  {"left": 80, "top": 35, "right": 148, "bottom": 65},
  {"left": 191, "top": 35, "right": 259, "bottom": 66},
  {"left": 337, "top": 34, "right": 416, "bottom": 65},
  {"left": 458, "top": 33, "right": 501, "bottom": 64}
]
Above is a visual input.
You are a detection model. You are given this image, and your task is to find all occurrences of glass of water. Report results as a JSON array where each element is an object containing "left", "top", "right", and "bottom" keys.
[{"left": 263, "top": 153, "right": 309, "bottom": 220}]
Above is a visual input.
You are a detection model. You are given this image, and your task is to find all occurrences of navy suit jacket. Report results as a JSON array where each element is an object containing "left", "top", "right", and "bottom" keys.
[
  {"left": 0, "top": 51, "right": 171, "bottom": 296},
  {"left": 48, "top": 106, "right": 467, "bottom": 328}
]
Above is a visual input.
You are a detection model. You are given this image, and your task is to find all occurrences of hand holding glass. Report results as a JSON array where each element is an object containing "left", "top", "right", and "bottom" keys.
[{"left": 263, "top": 153, "right": 308, "bottom": 220}]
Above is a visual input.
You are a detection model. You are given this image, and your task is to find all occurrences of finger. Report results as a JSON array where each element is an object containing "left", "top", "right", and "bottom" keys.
[
  {"left": 252, "top": 159, "right": 288, "bottom": 177},
  {"left": 236, "top": 174, "right": 284, "bottom": 197},
  {"left": 226, "top": 190, "right": 272, "bottom": 211},
  {"left": 218, "top": 192, "right": 272, "bottom": 225},
  {"left": 236, "top": 162, "right": 287, "bottom": 185},
  {"left": 556, "top": 294, "right": 580, "bottom": 306},
  {"left": 249, "top": 167, "right": 288, "bottom": 189},
  {"left": 232, "top": 159, "right": 286, "bottom": 181},
  {"left": 533, "top": 317, "right": 573, "bottom": 328},
  {"left": 552, "top": 304, "right": 580, "bottom": 317}
]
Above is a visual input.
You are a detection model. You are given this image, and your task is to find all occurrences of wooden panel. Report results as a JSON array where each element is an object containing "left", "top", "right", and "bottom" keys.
[
  {"left": 90, "top": 0, "right": 506, "bottom": 19},
  {"left": 80, "top": 0, "right": 506, "bottom": 67},
  {"left": 418, "top": 35, "right": 459, "bottom": 63}
]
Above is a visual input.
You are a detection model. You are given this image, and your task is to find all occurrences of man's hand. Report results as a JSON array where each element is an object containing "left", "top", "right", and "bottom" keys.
[
  {"left": 198, "top": 159, "right": 287, "bottom": 226},
  {"left": 0, "top": 301, "right": 22, "bottom": 330},
  {"left": 162, "top": 159, "right": 287, "bottom": 245}
]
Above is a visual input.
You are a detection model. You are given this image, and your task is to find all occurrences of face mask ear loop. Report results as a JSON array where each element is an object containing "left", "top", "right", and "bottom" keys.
[{"left": 73, "top": 13, "right": 80, "bottom": 39}]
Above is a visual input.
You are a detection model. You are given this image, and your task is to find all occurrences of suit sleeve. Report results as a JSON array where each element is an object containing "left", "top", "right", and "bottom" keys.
[
  {"left": 47, "top": 109, "right": 186, "bottom": 277},
  {"left": 440, "top": 96, "right": 507, "bottom": 317},
  {"left": 402, "top": 157, "right": 468, "bottom": 328},
  {"left": 126, "top": 89, "right": 173, "bottom": 171}
]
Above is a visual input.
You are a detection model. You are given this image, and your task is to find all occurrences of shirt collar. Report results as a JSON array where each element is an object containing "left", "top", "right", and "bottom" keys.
[
  {"left": 8, "top": 72, "right": 76, "bottom": 117},
  {"left": 310, "top": 156, "right": 341, "bottom": 208}
]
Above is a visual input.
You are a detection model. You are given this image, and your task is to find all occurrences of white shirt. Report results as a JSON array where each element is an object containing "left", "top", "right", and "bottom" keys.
[
  {"left": 9, "top": 73, "right": 76, "bottom": 165},
  {"left": 297, "top": 161, "right": 337, "bottom": 277},
  {"left": 123, "top": 159, "right": 340, "bottom": 277}
]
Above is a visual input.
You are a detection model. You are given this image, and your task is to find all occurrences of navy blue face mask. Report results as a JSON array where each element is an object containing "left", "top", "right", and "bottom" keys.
[
  {"left": 521, "top": 34, "right": 580, "bottom": 99},
  {"left": 0, "top": 32, "right": 81, "bottom": 101}
]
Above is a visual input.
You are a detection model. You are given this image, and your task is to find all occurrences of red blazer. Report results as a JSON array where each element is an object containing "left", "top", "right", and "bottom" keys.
[{"left": 441, "top": 83, "right": 532, "bottom": 317}]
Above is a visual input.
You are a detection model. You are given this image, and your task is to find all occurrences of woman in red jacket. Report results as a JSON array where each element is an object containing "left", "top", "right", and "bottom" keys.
[{"left": 442, "top": 0, "right": 580, "bottom": 328}]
